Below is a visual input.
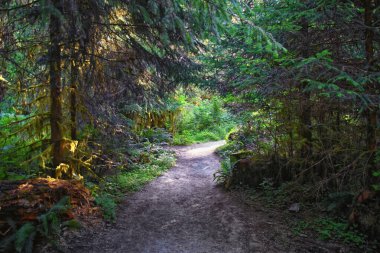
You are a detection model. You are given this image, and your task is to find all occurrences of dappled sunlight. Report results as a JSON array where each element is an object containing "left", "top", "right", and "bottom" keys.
[
  {"left": 18, "top": 182, "right": 34, "bottom": 192},
  {"left": 161, "top": 177, "right": 176, "bottom": 184},
  {"left": 1, "top": 0, "right": 378, "bottom": 250}
]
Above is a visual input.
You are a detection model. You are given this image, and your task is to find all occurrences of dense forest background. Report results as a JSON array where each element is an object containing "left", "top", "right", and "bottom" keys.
[{"left": 0, "top": 0, "right": 379, "bottom": 252}]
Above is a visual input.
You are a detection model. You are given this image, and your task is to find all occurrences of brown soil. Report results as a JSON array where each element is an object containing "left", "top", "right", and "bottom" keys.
[{"left": 65, "top": 141, "right": 349, "bottom": 253}]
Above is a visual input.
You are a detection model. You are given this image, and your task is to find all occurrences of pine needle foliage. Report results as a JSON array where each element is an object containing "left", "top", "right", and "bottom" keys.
[{"left": 0, "top": 0, "right": 234, "bottom": 178}]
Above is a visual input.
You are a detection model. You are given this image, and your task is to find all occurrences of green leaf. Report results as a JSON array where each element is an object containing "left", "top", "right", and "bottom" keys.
[{"left": 15, "top": 223, "right": 36, "bottom": 253}]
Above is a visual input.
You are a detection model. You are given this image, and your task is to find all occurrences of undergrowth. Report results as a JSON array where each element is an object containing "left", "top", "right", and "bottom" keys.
[
  {"left": 233, "top": 180, "right": 380, "bottom": 251},
  {"left": 90, "top": 144, "right": 176, "bottom": 222},
  {"left": 0, "top": 197, "right": 80, "bottom": 253},
  {"left": 213, "top": 117, "right": 380, "bottom": 250},
  {"left": 293, "top": 218, "right": 378, "bottom": 251},
  {"left": 0, "top": 113, "right": 37, "bottom": 180},
  {"left": 172, "top": 88, "right": 236, "bottom": 145}
]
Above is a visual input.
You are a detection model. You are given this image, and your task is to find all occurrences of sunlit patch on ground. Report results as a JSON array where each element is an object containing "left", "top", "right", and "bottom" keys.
[{"left": 185, "top": 141, "right": 225, "bottom": 159}]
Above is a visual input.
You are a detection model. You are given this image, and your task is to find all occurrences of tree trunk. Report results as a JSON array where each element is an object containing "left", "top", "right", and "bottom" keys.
[
  {"left": 300, "top": 94, "right": 312, "bottom": 157},
  {"left": 49, "top": 0, "right": 64, "bottom": 167},
  {"left": 299, "top": 16, "right": 313, "bottom": 158},
  {"left": 364, "top": 0, "right": 378, "bottom": 184},
  {"left": 70, "top": 57, "right": 78, "bottom": 140}
]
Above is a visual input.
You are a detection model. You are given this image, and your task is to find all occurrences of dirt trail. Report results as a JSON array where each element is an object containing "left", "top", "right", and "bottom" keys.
[{"left": 69, "top": 141, "right": 344, "bottom": 253}]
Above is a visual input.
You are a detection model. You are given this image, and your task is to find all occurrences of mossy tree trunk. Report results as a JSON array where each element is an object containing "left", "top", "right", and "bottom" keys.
[
  {"left": 49, "top": 0, "right": 64, "bottom": 167},
  {"left": 70, "top": 51, "right": 79, "bottom": 141}
]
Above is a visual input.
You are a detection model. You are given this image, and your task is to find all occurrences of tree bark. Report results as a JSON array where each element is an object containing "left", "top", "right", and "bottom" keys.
[
  {"left": 364, "top": 0, "right": 378, "bottom": 184},
  {"left": 299, "top": 16, "right": 313, "bottom": 158},
  {"left": 70, "top": 57, "right": 78, "bottom": 140},
  {"left": 49, "top": 0, "right": 64, "bottom": 167}
]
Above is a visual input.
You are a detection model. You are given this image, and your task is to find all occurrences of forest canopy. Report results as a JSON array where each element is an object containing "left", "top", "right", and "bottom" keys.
[{"left": 0, "top": 0, "right": 232, "bottom": 173}]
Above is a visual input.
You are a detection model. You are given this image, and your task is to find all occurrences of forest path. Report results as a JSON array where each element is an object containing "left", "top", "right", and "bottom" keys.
[{"left": 69, "top": 141, "right": 342, "bottom": 253}]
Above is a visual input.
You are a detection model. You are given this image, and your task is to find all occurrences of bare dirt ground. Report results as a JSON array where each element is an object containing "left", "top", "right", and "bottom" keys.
[{"left": 67, "top": 141, "right": 348, "bottom": 253}]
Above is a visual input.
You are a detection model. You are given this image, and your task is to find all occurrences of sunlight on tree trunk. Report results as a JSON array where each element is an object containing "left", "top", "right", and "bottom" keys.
[{"left": 49, "top": 0, "right": 64, "bottom": 167}]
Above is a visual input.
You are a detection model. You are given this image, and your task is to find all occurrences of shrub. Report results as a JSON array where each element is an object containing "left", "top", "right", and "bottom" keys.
[
  {"left": 93, "top": 146, "right": 176, "bottom": 220},
  {"left": 171, "top": 91, "right": 236, "bottom": 145}
]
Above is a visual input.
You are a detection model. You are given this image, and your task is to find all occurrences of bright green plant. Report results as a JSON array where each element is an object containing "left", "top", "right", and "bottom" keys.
[
  {"left": 93, "top": 146, "right": 176, "bottom": 220},
  {"left": 213, "top": 157, "right": 232, "bottom": 184},
  {"left": 0, "top": 113, "right": 32, "bottom": 174},
  {"left": 171, "top": 88, "right": 236, "bottom": 145},
  {"left": 112, "top": 154, "right": 175, "bottom": 192}
]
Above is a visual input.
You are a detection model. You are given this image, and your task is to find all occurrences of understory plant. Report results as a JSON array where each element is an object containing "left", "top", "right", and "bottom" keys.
[
  {"left": 0, "top": 197, "right": 79, "bottom": 253},
  {"left": 293, "top": 217, "right": 379, "bottom": 250},
  {"left": 171, "top": 87, "right": 236, "bottom": 145},
  {"left": 91, "top": 141, "right": 176, "bottom": 222}
]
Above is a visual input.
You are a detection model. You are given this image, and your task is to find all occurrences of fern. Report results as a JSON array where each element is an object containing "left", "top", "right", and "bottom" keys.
[
  {"left": 95, "top": 193, "right": 117, "bottom": 222},
  {"left": 0, "top": 196, "right": 74, "bottom": 253},
  {"left": 38, "top": 196, "right": 70, "bottom": 238},
  {"left": 15, "top": 223, "right": 36, "bottom": 253},
  {"left": 213, "top": 158, "right": 232, "bottom": 184}
]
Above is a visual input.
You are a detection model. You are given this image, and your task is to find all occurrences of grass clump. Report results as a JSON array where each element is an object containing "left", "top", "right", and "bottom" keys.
[
  {"left": 92, "top": 146, "right": 176, "bottom": 222},
  {"left": 113, "top": 151, "right": 176, "bottom": 192},
  {"left": 94, "top": 193, "right": 117, "bottom": 222}
]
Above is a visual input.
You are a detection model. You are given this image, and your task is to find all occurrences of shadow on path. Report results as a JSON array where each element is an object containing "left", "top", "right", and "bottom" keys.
[{"left": 69, "top": 141, "right": 343, "bottom": 253}]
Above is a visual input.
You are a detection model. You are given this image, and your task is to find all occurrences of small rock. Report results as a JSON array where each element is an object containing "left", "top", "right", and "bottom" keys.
[{"left": 288, "top": 203, "right": 300, "bottom": 212}]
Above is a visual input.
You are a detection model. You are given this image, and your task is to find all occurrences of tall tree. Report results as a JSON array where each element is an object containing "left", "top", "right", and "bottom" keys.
[
  {"left": 201, "top": 0, "right": 380, "bottom": 191},
  {"left": 49, "top": 0, "right": 64, "bottom": 167},
  {"left": 0, "top": 0, "right": 231, "bottom": 176},
  {"left": 363, "top": 0, "right": 379, "bottom": 184}
]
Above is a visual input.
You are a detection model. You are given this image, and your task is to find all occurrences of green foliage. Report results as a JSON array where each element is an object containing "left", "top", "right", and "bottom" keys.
[
  {"left": 111, "top": 151, "right": 176, "bottom": 192},
  {"left": 216, "top": 139, "right": 243, "bottom": 157},
  {"left": 171, "top": 88, "right": 236, "bottom": 145},
  {"left": 323, "top": 192, "right": 354, "bottom": 214},
  {"left": 92, "top": 145, "right": 176, "bottom": 221},
  {"left": 61, "top": 219, "right": 81, "bottom": 230},
  {"left": 255, "top": 178, "right": 295, "bottom": 206},
  {"left": 95, "top": 193, "right": 117, "bottom": 222},
  {"left": 214, "top": 140, "right": 244, "bottom": 185},
  {"left": 0, "top": 196, "right": 75, "bottom": 253},
  {"left": 213, "top": 157, "right": 232, "bottom": 184},
  {"left": 372, "top": 170, "right": 380, "bottom": 192},
  {"left": 14, "top": 223, "right": 35, "bottom": 253},
  {"left": 0, "top": 113, "right": 34, "bottom": 176},
  {"left": 0, "top": 0, "right": 233, "bottom": 180},
  {"left": 294, "top": 218, "right": 368, "bottom": 248},
  {"left": 140, "top": 128, "right": 172, "bottom": 143},
  {"left": 1, "top": 0, "right": 379, "bottom": 246},
  {"left": 259, "top": 178, "right": 275, "bottom": 194},
  {"left": 199, "top": 1, "right": 380, "bottom": 242}
]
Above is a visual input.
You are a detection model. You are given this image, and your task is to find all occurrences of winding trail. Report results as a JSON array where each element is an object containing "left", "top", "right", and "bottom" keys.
[{"left": 70, "top": 141, "right": 344, "bottom": 253}]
